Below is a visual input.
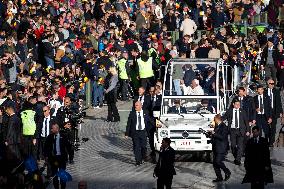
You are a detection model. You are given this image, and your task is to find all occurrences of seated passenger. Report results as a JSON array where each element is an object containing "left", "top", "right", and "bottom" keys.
[
  {"left": 168, "top": 99, "right": 187, "bottom": 114},
  {"left": 181, "top": 79, "right": 204, "bottom": 95},
  {"left": 195, "top": 99, "right": 216, "bottom": 114}
]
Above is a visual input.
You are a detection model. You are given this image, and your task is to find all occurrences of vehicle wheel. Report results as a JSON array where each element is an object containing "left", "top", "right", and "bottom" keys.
[{"left": 205, "top": 151, "right": 213, "bottom": 163}]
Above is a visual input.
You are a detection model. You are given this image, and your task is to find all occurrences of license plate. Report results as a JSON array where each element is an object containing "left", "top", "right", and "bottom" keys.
[{"left": 178, "top": 141, "right": 191, "bottom": 146}]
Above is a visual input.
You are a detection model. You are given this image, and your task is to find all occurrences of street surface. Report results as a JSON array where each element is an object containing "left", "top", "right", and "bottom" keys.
[{"left": 50, "top": 100, "right": 284, "bottom": 189}]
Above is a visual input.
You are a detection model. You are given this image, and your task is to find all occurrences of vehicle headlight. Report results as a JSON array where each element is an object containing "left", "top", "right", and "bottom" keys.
[{"left": 160, "top": 130, "right": 168, "bottom": 138}]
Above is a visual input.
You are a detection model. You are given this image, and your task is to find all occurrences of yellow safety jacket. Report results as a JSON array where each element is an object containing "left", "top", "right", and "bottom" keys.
[{"left": 137, "top": 57, "right": 154, "bottom": 79}]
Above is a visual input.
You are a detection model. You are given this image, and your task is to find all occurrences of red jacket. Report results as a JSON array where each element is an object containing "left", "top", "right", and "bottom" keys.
[{"left": 58, "top": 85, "right": 66, "bottom": 100}]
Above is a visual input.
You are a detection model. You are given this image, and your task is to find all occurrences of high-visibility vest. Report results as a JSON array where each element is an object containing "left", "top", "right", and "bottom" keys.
[
  {"left": 117, "top": 58, "right": 128, "bottom": 79},
  {"left": 21, "top": 110, "right": 36, "bottom": 136},
  {"left": 137, "top": 57, "right": 154, "bottom": 78}
]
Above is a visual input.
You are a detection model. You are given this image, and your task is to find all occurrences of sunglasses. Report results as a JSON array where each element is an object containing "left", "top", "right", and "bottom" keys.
[
  {"left": 269, "top": 83, "right": 275, "bottom": 85},
  {"left": 43, "top": 109, "right": 49, "bottom": 112}
]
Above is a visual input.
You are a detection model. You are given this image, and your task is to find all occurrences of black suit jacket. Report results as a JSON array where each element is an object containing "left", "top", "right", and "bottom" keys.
[
  {"left": 43, "top": 132, "right": 70, "bottom": 161},
  {"left": 264, "top": 88, "right": 283, "bottom": 118},
  {"left": 154, "top": 146, "right": 176, "bottom": 177},
  {"left": 222, "top": 108, "right": 249, "bottom": 136},
  {"left": 6, "top": 114, "right": 22, "bottom": 145},
  {"left": 133, "top": 95, "right": 152, "bottom": 113},
  {"left": 237, "top": 96, "right": 256, "bottom": 122},
  {"left": 36, "top": 116, "right": 58, "bottom": 139},
  {"left": 168, "top": 106, "right": 187, "bottom": 114},
  {"left": 243, "top": 137, "right": 273, "bottom": 184},
  {"left": 212, "top": 122, "right": 229, "bottom": 154},
  {"left": 151, "top": 94, "right": 162, "bottom": 112},
  {"left": 253, "top": 94, "right": 272, "bottom": 119},
  {"left": 261, "top": 46, "right": 278, "bottom": 67},
  {"left": 183, "top": 68, "right": 195, "bottom": 87},
  {"left": 125, "top": 110, "right": 154, "bottom": 138}
]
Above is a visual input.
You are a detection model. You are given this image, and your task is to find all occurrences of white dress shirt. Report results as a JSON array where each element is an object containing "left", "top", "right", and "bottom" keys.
[
  {"left": 231, "top": 108, "right": 239, "bottom": 129},
  {"left": 258, "top": 94, "right": 264, "bottom": 114},
  {"left": 136, "top": 110, "right": 146, "bottom": 130},
  {"left": 138, "top": 95, "right": 145, "bottom": 105},
  {"left": 41, "top": 116, "right": 50, "bottom": 137}
]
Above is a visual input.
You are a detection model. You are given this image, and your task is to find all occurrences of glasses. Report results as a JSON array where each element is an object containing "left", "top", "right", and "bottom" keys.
[
  {"left": 269, "top": 83, "right": 275, "bottom": 85},
  {"left": 197, "top": 4, "right": 201, "bottom": 5}
]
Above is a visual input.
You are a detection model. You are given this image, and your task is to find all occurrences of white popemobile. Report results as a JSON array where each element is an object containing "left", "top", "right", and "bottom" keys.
[{"left": 153, "top": 58, "right": 234, "bottom": 161}]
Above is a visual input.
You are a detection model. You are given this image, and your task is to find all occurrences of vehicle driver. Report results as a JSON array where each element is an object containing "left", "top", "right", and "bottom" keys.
[
  {"left": 195, "top": 99, "right": 216, "bottom": 114},
  {"left": 168, "top": 99, "right": 187, "bottom": 114}
]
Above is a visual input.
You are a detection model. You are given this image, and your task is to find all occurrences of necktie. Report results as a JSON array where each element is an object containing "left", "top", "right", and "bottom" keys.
[
  {"left": 44, "top": 118, "right": 48, "bottom": 137},
  {"left": 235, "top": 110, "right": 239, "bottom": 128},
  {"left": 138, "top": 112, "right": 142, "bottom": 130},
  {"left": 139, "top": 96, "right": 142, "bottom": 101},
  {"left": 270, "top": 89, "right": 273, "bottom": 109},
  {"left": 259, "top": 96, "right": 264, "bottom": 113}
]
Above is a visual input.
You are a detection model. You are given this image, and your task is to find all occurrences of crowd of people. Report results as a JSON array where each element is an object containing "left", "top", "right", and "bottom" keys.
[{"left": 0, "top": 0, "right": 284, "bottom": 188}]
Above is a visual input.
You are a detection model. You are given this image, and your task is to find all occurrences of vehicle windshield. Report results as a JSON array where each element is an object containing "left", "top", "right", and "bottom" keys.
[
  {"left": 162, "top": 97, "right": 218, "bottom": 115},
  {"left": 163, "top": 60, "right": 218, "bottom": 96}
]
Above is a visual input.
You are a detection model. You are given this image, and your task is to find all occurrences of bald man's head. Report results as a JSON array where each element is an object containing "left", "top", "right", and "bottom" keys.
[{"left": 135, "top": 101, "right": 142, "bottom": 111}]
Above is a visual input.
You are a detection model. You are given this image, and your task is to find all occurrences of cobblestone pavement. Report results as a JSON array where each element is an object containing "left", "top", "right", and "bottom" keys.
[{"left": 48, "top": 101, "right": 284, "bottom": 189}]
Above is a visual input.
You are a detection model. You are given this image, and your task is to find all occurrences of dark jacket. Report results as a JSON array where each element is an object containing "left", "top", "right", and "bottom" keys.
[
  {"left": 264, "top": 88, "right": 283, "bottom": 118},
  {"left": 242, "top": 137, "right": 273, "bottom": 184},
  {"left": 222, "top": 108, "right": 249, "bottom": 136},
  {"left": 168, "top": 106, "right": 187, "bottom": 114},
  {"left": 261, "top": 45, "right": 278, "bottom": 66},
  {"left": 154, "top": 146, "right": 176, "bottom": 177},
  {"left": 125, "top": 110, "right": 153, "bottom": 138},
  {"left": 36, "top": 116, "right": 58, "bottom": 139},
  {"left": 253, "top": 94, "right": 272, "bottom": 119},
  {"left": 234, "top": 96, "right": 256, "bottom": 122},
  {"left": 133, "top": 94, "right": 152, "bottom": 113},
  {"left": 183, "top": 68, "right": 196, "bottom": 87},
  {"left": 43, "top": 132, "right": 70, "bottom": 161},
  {"left": 212, "top": 122, "right": 229, "bottom": 154}
]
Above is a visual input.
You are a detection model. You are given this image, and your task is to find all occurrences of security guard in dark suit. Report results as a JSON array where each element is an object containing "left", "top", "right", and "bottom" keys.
[
  {"left": 222, "top": 98, "right": 250, "bottom": 165},
  {"left": 210, "top": 114, "right": 231, "bottom": 182},
  {"left": 168, "top": 99, "right": 187, "bottom": 114},
  {"left": 154, "top": 138, "right": 176, "bottom": 189},
  {"left": 125, "top": 101, "right": 153, "bottom": 166}
]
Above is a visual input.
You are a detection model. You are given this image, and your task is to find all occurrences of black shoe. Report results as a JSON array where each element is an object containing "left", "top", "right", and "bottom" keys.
[
  {"left": 69, "top": 160, "right": 74, "bottom": 164},
  {"left": 112, "top": 119, "right": 120, "bottom": 122},
  {"left": 212, "top": 178, "right": 223, "bottom": 182},
  {"left": 135, "top": 161, "right": 141, "bottom": 166},
  {"left": 224, "top": 172, "right": 231, "bottom": 181},
  {"left": 234, "top": 160, "right": 241, "bottom": 165}
]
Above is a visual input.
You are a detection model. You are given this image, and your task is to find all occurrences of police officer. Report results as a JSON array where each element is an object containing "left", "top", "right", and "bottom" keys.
[
  {"left": 117, "top": 51, "right": 130, "bottom": 101},
  {"left": 56, "top": 96, "right": 79, "bottom": 164},
  {"left": 137, "top": 51, "right": 156, "bottom": 91}
]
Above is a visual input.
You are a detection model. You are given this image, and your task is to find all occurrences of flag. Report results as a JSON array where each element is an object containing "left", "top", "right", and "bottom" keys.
[
  {"left": 57, "top": 169, "right": 72, "bottom": 182},
  {"left": 24, "top": 156, "right": 38, "bottom": 174}
]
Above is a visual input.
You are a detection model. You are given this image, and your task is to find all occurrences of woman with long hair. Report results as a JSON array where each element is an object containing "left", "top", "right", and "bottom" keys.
[{"left": 105, "top": 67, "right": 120, "bottom": 122}]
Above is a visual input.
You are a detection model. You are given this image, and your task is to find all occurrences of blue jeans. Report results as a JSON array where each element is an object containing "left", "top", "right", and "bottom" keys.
[
  {"left": 93, "top": 82, "right": 104, "bottom": 106},
  {"left": 44, "top": 56, "right": 55, "bottom": 68},
  {"left": 173, "top": 79, "right": 182, "bottom": 95}
]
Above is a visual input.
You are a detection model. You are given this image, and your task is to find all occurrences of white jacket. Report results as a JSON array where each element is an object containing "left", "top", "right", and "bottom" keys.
[{"left": 180, "top": 18, "right": 197, "bottom": 36}]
